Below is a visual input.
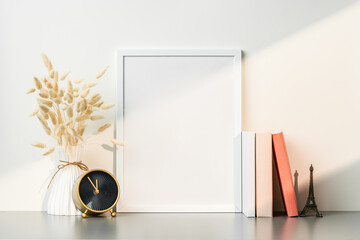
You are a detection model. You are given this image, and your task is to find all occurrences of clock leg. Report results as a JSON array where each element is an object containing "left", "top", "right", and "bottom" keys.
[
  {"left": 82, "top": 210, "right": 88, "bottom": 218},
  {"left": 110, "top": 209, "right": 116, "bottom": 217}
]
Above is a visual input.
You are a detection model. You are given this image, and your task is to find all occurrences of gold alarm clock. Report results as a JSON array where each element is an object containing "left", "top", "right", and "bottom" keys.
[{"left": 72, "top": 169, "right": 120, "bottom": 218}]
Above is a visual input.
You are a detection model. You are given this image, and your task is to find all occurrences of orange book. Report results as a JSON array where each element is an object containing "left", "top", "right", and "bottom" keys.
[{"left": 272, "top": 132, "right": 298, "bottom": 217}]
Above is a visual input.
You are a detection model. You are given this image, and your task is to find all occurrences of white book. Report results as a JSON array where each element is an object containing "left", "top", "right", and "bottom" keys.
[
  {"left": 242, "top": 131, "right": 255, "bottom": 217},
  {"left": 256, "top": 133, "right": 273, "bottom": 217}
]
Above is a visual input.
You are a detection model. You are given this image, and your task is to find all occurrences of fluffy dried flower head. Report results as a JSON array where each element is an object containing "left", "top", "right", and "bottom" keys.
[
  {"left": 32, "top": 142, "right": 46, "bottom": 148},
  {"left": 98, "top": 123, "right": 111, "bottom": 132},
  {"left": 111, "top": 139, "right": 124, "bottom": 146},
  {"left": 29, "top": 54, "right": 114, "bottom": 155},
  {"left": 96, "top": 66, "right": 109, "bottom": 79}
]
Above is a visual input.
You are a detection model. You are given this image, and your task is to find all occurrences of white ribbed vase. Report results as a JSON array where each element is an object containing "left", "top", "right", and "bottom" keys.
[{"left": 47, "top": 146, "right": 86, "bottom": 215}]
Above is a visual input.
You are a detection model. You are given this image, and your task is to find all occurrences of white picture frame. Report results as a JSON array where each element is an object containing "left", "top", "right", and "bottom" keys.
[{"left": 116, "top": 49, "right": 242, "bottom": 212}]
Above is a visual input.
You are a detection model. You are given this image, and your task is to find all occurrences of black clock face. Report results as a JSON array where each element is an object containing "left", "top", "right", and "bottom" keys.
[{"left": 79, "top": 170, "right": 119, "bottom": 211}]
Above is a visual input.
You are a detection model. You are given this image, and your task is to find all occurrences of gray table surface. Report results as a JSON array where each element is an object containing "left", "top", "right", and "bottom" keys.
[{"left": 0, "top": 211, "right": 357, "bottom": 239}]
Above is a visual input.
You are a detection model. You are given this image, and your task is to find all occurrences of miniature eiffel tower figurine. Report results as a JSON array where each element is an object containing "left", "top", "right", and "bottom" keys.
[{"left": 300, "top": 164, "right": 323, "bottom": 217}]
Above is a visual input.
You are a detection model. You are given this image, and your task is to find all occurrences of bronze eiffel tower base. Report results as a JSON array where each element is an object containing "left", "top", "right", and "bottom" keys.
[
  {"left": 300, "top": 164, "right": 323, "bottom": 217},
  {"left": 300, "top": 202, "right": 323, "bottom": 217}
]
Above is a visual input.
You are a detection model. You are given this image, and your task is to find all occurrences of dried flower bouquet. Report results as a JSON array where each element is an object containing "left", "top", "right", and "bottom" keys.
[{"left": 27, "top": 54, "right": 123, "bottom": 156}]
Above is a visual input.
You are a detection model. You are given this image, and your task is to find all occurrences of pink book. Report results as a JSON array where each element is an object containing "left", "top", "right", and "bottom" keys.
[
  {"left": 256, "top": 133, "right": 273, "bottom": 217},
  {"left": 272, "top": 132, "right": 298, "bottom": 217}
]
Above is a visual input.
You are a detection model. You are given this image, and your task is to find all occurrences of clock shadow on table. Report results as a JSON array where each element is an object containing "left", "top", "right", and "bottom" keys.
[{"left": 73, "top": 212, "right": 118, "bottom": 239}]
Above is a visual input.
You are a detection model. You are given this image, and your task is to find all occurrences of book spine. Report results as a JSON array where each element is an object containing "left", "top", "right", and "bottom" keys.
[
  {"left": 256, "top": 133, "right": 273, "bottom": 217},
  {"left": 242, "top": 131, "right": 255, "bottom": 217},
  {"left": 272, "top": 132, "right": 298, "bottom": 217}
]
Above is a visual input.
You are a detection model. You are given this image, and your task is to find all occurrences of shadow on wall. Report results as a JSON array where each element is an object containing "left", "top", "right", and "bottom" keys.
[
  {"left": 244, "top": 1, "right": 360, "bottom": 212},
  {"left": 240, "top": 0, "right": 359, "bottom": 55},
  {"left": 295, "top": 159, "right": 360, "bottom": 211},
  {"left": 274, "top": 159, "right": 360, "bottom": 212}
]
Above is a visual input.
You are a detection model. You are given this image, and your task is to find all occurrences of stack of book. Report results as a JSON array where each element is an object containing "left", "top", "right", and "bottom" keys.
[{"left": 242, "top": 131, "right": 298, "bottom": 217}]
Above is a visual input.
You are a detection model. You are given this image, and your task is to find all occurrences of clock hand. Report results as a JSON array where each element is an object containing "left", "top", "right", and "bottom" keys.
[
  {"left": 87, "top": 176, "right": 99, "bottom": 194},
  {"left": 96, "top": 179, "right": 99, "bottom": 194}
]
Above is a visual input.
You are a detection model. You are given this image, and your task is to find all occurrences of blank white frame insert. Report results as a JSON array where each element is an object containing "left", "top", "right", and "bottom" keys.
[{"left": 116, "top": 49, "right": 242, "bottom": 212}]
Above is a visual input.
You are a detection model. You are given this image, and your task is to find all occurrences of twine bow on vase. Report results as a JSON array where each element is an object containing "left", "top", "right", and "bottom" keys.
[{"left": 47, "top": 160, "right": 88, "bottom": 189}]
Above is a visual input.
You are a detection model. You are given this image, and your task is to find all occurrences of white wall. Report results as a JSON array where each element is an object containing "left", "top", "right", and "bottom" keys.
[
  {"left": 0, "top": 0, "right": 359, "bottom": 211},
  {"left": 244, "top": 3, "right": 360, "bottom": 211}
]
